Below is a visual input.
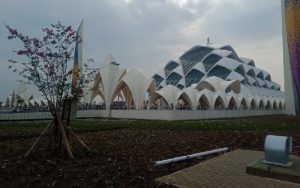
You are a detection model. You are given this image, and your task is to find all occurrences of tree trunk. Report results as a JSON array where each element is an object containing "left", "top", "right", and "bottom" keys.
[
  {"left": 25, "top": 107, "right": 91, "bottom": 159},
  {"left": 54, "top": 108, "right": 74, "bottom": 159}
]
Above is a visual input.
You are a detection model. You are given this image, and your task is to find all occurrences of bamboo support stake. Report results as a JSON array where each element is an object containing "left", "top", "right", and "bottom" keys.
[
  {"left": 68, "top": 128, "right": 91, "bottom": 152},
  {"left": 24, "top": 120, "right": 53, "bottom": 158}
]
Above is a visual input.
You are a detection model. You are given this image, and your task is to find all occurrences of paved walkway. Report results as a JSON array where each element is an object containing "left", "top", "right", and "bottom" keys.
[{"left": 156, "top": 150, "right": 300, "bottom": 188}]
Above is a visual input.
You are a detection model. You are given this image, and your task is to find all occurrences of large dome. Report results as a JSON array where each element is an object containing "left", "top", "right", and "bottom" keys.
[{"left": 152, "top": 45, "right": 284, "bottom": 98}]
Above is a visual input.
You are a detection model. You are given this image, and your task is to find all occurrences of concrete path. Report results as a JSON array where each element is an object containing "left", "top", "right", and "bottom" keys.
[{"left": 156, "top": 149, "right": 300, "bottom": 188}]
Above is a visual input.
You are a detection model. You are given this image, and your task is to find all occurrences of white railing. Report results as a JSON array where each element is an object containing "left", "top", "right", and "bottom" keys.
[{"left": 0, "top": 108, "right": 286, "bottom": 121}]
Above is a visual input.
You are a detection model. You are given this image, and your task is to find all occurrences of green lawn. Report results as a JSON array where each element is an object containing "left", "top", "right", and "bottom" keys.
[{"left": 1, "top": 117, "right": 300, "bottom": 138}]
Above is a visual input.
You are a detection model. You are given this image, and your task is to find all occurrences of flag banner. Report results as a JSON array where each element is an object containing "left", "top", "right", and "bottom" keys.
[
  {"left": 72, "top": 20, "right": 84, "bottom": 94},
  {"left": 284, "top": 0, "right": 300, "bottom": 111}
]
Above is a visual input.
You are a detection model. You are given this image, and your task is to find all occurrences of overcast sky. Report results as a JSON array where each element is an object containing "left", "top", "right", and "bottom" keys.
[{"left": 0, "top": 0, "right": 284, "bottom": 100}]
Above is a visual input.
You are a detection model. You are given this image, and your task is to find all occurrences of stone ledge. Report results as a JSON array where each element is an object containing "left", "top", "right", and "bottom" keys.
[{"left": 247, "top": 157, "right": 300, "bottom": 184}]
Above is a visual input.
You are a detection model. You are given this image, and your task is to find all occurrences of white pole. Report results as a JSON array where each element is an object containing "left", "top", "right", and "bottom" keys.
[{"left": 155, "top": 147, "right": 228, "bottom": 166}]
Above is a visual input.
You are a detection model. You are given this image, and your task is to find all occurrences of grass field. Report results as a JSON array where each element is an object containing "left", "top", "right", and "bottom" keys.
[{"left": 1, "top": 115, "right": 300, "bottom": 138}]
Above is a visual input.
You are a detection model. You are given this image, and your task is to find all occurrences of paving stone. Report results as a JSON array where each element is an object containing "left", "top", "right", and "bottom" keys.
[{"left": 156, "top": 149, "right": 300, "bottom": 188}]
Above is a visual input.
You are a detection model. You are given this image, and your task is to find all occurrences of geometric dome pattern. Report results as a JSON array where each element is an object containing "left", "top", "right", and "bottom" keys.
[{"left": 152, "top": 45, "right": 284, "bottom": 98}]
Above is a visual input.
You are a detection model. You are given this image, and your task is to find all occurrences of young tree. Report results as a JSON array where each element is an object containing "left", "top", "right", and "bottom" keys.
[{"left": 5, "top": 22, "right": 95, "bottom": 159}]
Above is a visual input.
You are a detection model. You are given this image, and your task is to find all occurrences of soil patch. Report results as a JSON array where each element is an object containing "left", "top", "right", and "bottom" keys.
[{"left": 0, "top": 116, "right": 300, "bottom": 187}]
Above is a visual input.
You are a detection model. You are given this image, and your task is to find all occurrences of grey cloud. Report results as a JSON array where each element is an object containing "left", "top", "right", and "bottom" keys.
[
  {"left": 0, "top": 0, "right": 284, "bottom": 100},
  {"left": 200, "top": 0, "right": 282, "bottom": 42}
]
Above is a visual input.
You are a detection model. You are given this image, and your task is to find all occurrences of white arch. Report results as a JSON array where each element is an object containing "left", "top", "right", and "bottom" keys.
[
  {"left": 92, "top": 95, "right": 104, "bottom": 104},
  {"left": 272, "top": 100, "right": 278, "bottom": 110},
  {"left": 196, "top": 76, "right": 240, "bottom": 94},
  {"left": 225, "top": 92, "right": 238, "bottom": 109},
  {"left": 226, "top": 95, "right": 238, "bottom": 109},
  {"left": 279, "top": 100, "right": 283, "bottom": 110},
  {"left": 197, "top": 89, "right": 214, "bottom": 109},
  {"left": 254, "top": 96, "right": 264, "bottom": 109},
  {"left": 112, "top": 69, "right": 155, "bottom": 110},
  {"left": 262, "top": 96, "right": 269, "bottom": 108},
  {"left": 97, "top": 55, "right": 127, "bottom": 108},
  {"left": 265, "top": 100, "right": 272, "bottom": 110},
  {"left": 239, "top": 97, "right": 248, "bottom": 109},
  {"left": 212, "top": 92, "right": 226, "bottom": 110},
  {"left": 178, "top": 87, "right": 199, "bottom": 110}
]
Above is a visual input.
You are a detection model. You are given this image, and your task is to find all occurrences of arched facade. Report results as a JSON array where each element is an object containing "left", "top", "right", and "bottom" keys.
[
  {"left": 83, "top": 45, "right": 285, "bottom": 116},
  {"left": 151, "top": 44, "right": 284, "bottom": 110}
]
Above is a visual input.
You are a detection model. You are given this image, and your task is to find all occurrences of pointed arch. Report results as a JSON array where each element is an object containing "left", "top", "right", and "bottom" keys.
[
  {"left": 234, "top": 65, "right": 246, "bottom": 76},
  {"left": 152, "top": 95, "right": 169, "bottom": 110},
  {"left": 273, "top": 101, "right": 278, "bottom": 110},
  {"left": 265, "top": 100, "right": 272, "bottom": 110},
  {"left": 150, "top": 85, "right": 180, "bottom": 108},
  {"left": 40, "top": 100, "right": 47, "bottom": 107},
  {"left": 33, "top": 100, "right": 40, "bottom": 107},
  {"left": 257, "top": 72, "right": 264, "bottom": 80},
  {"left": 247, "top": 69, "right": 256, "bottom": 78},
  {"left": 214, "top": 96, "right": 225, "bottom": 110},
  {"left": 227, "top": 97, "right": 237, "bottom": 110},
  {"left": 91, "top": 88, "right": 105, "bottom": 104},
  {"left": 250, "top": 99, "right": 256, "bottom": 109},
  {"left": 240, "top": 98, "right": 248, "bottom": 109},
  {"left": 111, "top": 80, "right": 134, "bottom": 109},
  {"left": 265, "top": 74, "right": 271, "bottom": 81},
  {"left": 279, "top": 101, "right": 283, "bottom": 110},
  {"left": 248, "top": 60, "right": 255, "bottom": 67},
  {"left": 92, "top": 95, "right": 105, "bottom": 105},
  {"left": 29, "top": 100, "right": 34, "bottom": 107},
  {"left": 5, "top": 97, "right": 9, "bottom": 107},
  {"left": 259, "top": 100, "right": 264, "bottom": 109},
  {"left": 198, "top": 94, "right": 209, "bottom": 110},
  {"left": 177, "top": 92, "right": 192, "bottom": 110}
]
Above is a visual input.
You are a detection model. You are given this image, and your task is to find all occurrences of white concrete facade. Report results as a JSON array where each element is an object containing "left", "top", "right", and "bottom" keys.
[
  {"left": 85, "top": 45, "right": 285, "bottom": 120},
  {"left": 0, "top": 109, "right": 285, "bottom": 121}
]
